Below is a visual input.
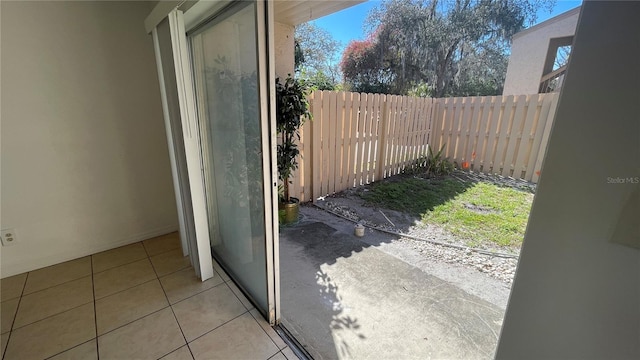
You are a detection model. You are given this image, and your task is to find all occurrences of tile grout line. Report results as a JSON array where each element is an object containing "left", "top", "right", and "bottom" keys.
[
  {"left": 146, "top": 245, "right": 184, "bottom": 258},
  {"left": 9, "top": 298, "right": 96, "bottom": 333},
  {"left": 217, "top": 265, "right": 284, "bottom": 356},
  {"left": 248, "top": 310, "right": 286, "bottom": 353},
  {"left": 17, "top": 274, "right": 93, "bottom": 300},
  {"left": 44, "top": 339, "right": 95, "bottom": 360},
  {"left": 267, "top": 350, "right": 288, "bottom": 360},
  {"left": 220, "top": 270, "right": 287, "bottom": 357},
  {"left": 186, "top": 310, "right": 251, "bottom": 345},
  {"left": 167, "top": 279, "right": 228, "bottom": 307},
  {"left": 92, "top": 238, "right": 182, "bottom": 276},
  {"left": 91, "top": 269, "right": 226, "bottom": 339},
  {"left": 2, "top": 272, "right": 29, "bottom": 360},
  {"left": 94, "top": 277, "right": 159, "bottom": 302},
  {"left": 90, "top": 255, "right": 100, "bottom": 360},
  {"left": 92, "top": 256, "right": 149, "bottom": 276},
  {"left": 225, "top": 279, "right": 257, "bottom": 313},
  {"left": 148, "top": 247, "right": 195, "bottom": 360},
  {"left": 21, "top": 268, "right": 92, "bottom": 297},
  {"left": 96, "top": 305, "right": 171, "bottom": 339}
]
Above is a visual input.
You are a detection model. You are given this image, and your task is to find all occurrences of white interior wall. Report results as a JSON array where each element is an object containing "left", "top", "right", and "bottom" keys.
[
  {"left": 502, "top": 8, "right": 579, "bottom": 95},
  {"left": 0, "top": 1, "right": 178, "bottom": 277},
  {"left": 496, "top": 2, "right": 640, "bottom": 358}
]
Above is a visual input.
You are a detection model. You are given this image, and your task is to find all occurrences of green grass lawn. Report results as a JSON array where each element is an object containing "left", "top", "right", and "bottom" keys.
[{"left": 360, "top": 176, "right": 534, "bottom": 249}]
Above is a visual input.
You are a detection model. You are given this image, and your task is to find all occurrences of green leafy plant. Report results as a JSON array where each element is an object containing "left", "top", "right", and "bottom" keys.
[
  {"left": 276, "top": 76, "right": 312, "bottom": 203},
  {"left": 410, "top": 144, "right": 455, "bottom": 177},
  {"left": 208, "top": 56, "right": 262, "bottom": 208}
]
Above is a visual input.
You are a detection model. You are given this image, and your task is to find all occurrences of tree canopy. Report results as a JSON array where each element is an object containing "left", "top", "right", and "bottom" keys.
[
  {"left": 294, "top": 22, "right": 342, "bottom": 90},
  {"left": 341, "top": 0, "right": 554, "bottom": 97}
]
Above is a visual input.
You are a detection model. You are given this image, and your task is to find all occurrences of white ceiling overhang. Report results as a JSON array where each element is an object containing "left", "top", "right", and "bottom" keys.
[
  {"left": 145, "top": 0, "right": 366, "bottom": 34},
  {"left": 274, "top": 0, "right": 366, "bottom": 26}
]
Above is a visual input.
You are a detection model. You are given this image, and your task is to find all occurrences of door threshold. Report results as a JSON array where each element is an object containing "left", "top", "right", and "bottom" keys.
[{"left": 274, "top": 324, "right": 314, "bottom": 360}]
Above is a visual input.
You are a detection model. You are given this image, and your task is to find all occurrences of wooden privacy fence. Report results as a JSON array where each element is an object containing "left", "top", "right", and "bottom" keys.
[
  {"left": 288, "top": 91, "right": 558, "bottom": 202},
  {"left": 430, "top": 93, "right": 559, "bottom": 184}
]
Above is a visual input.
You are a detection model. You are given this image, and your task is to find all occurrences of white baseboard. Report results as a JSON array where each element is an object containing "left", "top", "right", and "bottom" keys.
[{"left": 0, "top": 224, "right": 179, "bottom": 278}]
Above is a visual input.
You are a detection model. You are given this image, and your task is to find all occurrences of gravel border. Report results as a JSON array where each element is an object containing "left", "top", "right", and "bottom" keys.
[{"left": 313, "top": 170, "right": 537, "bottom": 285}]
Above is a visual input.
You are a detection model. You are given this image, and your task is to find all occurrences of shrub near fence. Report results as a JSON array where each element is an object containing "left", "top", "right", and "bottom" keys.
[{"left": 288, "top": 91, "right": 559, "bottom": 202}]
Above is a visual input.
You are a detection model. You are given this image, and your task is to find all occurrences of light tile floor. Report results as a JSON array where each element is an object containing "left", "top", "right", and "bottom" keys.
[{"left": 1, "top": 232, "right": 296, "bottom": 360}]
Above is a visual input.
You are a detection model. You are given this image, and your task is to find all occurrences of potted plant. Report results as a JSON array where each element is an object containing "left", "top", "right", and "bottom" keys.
[{"left": 276, "top": 75, "right": 311, "bottom": 224}]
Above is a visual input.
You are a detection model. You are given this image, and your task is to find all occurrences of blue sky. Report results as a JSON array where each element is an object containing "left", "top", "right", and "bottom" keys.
[{"left": 314, "top": 0, "right": 583, "bottom": 54}]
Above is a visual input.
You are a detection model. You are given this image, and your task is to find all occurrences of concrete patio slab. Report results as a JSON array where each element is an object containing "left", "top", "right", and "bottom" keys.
[{"left": 280, "top": 207, "right": 505, "bottom": 359}]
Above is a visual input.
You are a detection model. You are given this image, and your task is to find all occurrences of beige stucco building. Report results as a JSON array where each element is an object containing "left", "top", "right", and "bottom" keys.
[{"left": 502, "top": 7, "right": 580, "bottom": 95}]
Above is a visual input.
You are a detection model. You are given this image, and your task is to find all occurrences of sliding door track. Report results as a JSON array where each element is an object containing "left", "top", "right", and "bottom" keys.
[{"left": 273, "top": 325, "right": 314, "bottom": 360}]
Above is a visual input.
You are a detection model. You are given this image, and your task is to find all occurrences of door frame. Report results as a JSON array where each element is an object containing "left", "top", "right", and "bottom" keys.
[
  {"left": 148, "top": 0, "right": 280, "bottom": 324},
  {"left": 151, "top": 11, "right": 215, "bottom": 282}
]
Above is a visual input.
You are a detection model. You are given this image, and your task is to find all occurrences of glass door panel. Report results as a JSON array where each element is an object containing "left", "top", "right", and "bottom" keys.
[{"left": 189, "top": 1, "right": 269, "bottom": 312}]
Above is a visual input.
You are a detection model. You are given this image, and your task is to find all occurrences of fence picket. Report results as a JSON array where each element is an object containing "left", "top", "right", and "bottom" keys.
[
  {"left": 456, "top": 97, "right": 473, "bottom": 164},
  {"left": 475, "top": 97, "right": 492, "bottom": 171},
  {"left": 401, "top": 96, "right": 413, "bottom": 170},
  {"left": 390, "top": 96, "right": 405, "bottom": 175},
  {"left": 526, "top": 93, "right": 554, "bottom": 181},
  {"left": 494, "top": 96, "right": 516, "bottom": 174},
  {"left": 335, "top": 92, "right": 343, "bottom": 192},
  {"left": 367, "top": 94, "right": 380, "bottom": 182},
  {"left": 376, "top": 96, "right": 389, "bottom": 180},
  {"left": 390, "top": 95, "right": 403, "bottom": 175},
  {"left": 385, "top": 95, "right": 397, "bottom": 176},
  {"left": 400, "top": 96, "right": 411, "bottom": 169},
  {"left": 347, "top": 92, "right": 360, "bottom": 187},
  {"left": 443, "top": 98, "right": 455, "bottom": 158},
  {"left": 389, "top": 95, "right": 402, "bottom": 175},
  {"left": 482, "top": 96, "right": 503, "bottom": 173},
  {"left": 532, "top": 94, "right": 559, "bottom": 183},
  {"left": 514, "top": 94, "right": 540, "bottom": 179},
  {"left": 447, "top": 97, "right": 462, "bottom": 159},
  {"left": 502, "top": 95, "right": 527, "bottom": 177},
  {"left": 339, "top": 92, "right": 350, "bottom": 193},
  {"left": 362, "top": 94, "right": 372, "bottom": 183},
  {"left": 431, "top": 99, "right": 444, "bottom": 153},
  {"left": 464, "top": 97, "right": 482, "bottom": 170},
  {"left": 411, "top": 97, "right": 424, "bottom": 163},
  {"left": 416, "top": 98, "right": 429, "bottom": 159},
  {"left": 403, "top": 97, "right": 416, "bottom": 169},
  {"left": 354, "top": 94, "right": 367, "bottom": 186}
]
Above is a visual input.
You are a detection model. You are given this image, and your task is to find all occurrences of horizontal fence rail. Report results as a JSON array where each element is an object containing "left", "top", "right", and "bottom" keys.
[{"left": 288, "top": 91, "right": 558, "bottom": 202}]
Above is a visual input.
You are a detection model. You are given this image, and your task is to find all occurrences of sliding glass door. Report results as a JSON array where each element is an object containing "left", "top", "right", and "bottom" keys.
[
  {"left": 189, "top": 1, "right": 276, "bottom": 317},
  {"left": 150, "top": 0, "right": 278, "bottom": 323}
]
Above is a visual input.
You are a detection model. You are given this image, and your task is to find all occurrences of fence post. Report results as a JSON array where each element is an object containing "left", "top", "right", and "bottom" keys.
[
  {"left": 311, "top": 91, "right": 322, "bottom": 202},
  {"left": 376, "top": 96, "right": 388, "bottom": 181}
]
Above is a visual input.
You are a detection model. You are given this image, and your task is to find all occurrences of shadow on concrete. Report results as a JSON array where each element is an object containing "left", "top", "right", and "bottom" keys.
[
  {"left": 280, "top": 221, "right": 369, "bottom": 359},
  {"left": 279, "top": 205, "right": 506, "bottom": 359}
]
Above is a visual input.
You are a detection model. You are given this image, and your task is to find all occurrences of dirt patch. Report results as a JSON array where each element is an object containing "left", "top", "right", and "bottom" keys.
[{"left": 463, "top": 203, "right": 500, "bottom": 214}]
